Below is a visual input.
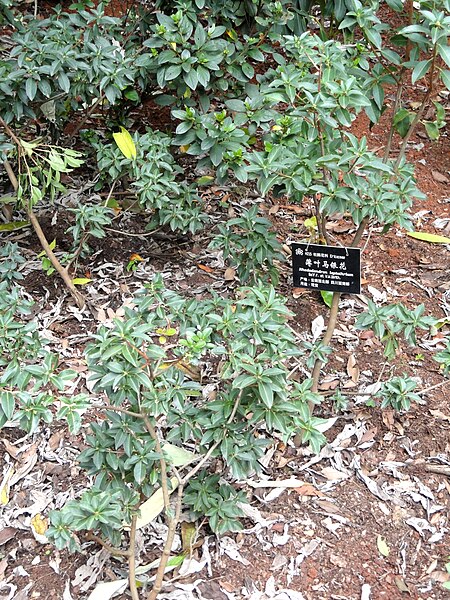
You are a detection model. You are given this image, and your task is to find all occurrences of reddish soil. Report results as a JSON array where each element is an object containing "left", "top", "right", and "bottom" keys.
[{"left": 0, "top": 3, "right": 449, "bottom": 600}]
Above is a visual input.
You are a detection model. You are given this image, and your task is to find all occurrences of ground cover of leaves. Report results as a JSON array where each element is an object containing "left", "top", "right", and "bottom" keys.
[
  {"left": 1, "top": 10, "right": 450, "bottom": 600},
  {"left": 0, "top": 107, "right": 449, "bottom": 600}
]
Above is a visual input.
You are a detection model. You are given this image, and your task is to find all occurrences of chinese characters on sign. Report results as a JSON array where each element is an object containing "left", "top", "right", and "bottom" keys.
[{"left": 291, "top": 243, "right": 361, "bottom": 294}]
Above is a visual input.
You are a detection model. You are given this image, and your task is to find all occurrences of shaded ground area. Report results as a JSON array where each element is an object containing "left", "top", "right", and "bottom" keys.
[
  {"left": 0, "top": 105, "right": 449, "bottom": 599},
  {"left": 1, "top": 2, "right": 450, "bottom": 597}
]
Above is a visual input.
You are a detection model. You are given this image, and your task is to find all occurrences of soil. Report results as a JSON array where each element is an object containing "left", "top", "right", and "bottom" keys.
[{"left": 1, "top": 3, "right": 450, "bottom": 600}]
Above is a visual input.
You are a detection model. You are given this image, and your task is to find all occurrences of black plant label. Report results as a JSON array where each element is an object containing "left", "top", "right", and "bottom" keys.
[{"left": 291, "top": 242, "right": 361, "bottom": 294}]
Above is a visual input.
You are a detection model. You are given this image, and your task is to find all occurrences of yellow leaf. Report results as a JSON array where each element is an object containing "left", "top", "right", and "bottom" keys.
[
  {"left": 377, "top": 535, "right": 390, "bottom": 557},
  {"left": 179, "top": 145, "right": 190, "bottom": 153},
  {"left": 169, "top": 42, "right": 177, "bottom": 51},
  {"left": 112, "top": 126, "right": 137, "bottom": 160},
  {"left": 0, "top": 467, "right": 14, "bottom": 506},
  {"left": 37, "top": 239, "right": 56, "bottom": 259},
  {"left": 304, "top": 216, "right": 318, "bottom": 230},
  {"left": 31, "top": 513, "right": 48, "bottom": 535},
  {"left": 136, "top": 477, "right": 179, "bottom": 529},
  {"left": 72, "top": 278, "right": 92, "bottom": 285},
  {"left": 181, "top": 522, "right": 198, "bottom": 552},
  {"left": 407, "top": 231, "right": 450, "bottom": 244}
]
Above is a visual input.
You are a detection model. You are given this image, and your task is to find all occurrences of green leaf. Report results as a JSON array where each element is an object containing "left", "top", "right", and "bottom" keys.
[
  {"left": 37, "top": 239, "right": 56, "bottom": 258},
  {"left": 196, "top": 175, "right": 214, "bottom": 185},
  {"left": 407, "top": 231, "right": 450, "bottom": 244},
  {"left": 184, "top": 69, "right": 198, "bottom": 91},
  {"left": 25, "top": 78, "right": 37, "bottom": 101},
  {"left": 258, "top": 382, "right": 274, "bottom": 408},
  {"left": 423, "top": 121, "right": 440, "bottom": 140},
  {"left": 112, "top": 126, "right": 137, "bottom": 160},
  {"left": 162, "top": 443, "right": 197, "bottom": 467},
  {"left": 241, "top": 62, "right": 254, "bottom": 79},
  {"left": 440, "top": 69, "right": 450, "bottom": 90},
  {"left": 304, "top": 216, "right": 317, "bottom": 230},
  {"left": 124, "top": 89, "right": 139, "bottom": 102},
  {"left": 411, "top": 59, "right": 432, "bottom": 84},
  {"left": 0, "top": 221, "right": 29, "bottom": 231},
  {"left": 438, "top": 44, "right": 450, "bottom": 68},
  {"left": 320, "top": 290, "right": 333, "bottom": 308}
]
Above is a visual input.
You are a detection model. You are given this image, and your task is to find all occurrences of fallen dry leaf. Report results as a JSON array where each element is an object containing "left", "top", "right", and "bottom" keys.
[
  {"left": 394, "top": 576, "right": 411, "bottom": 594},
  {"left": 0, "top": 527, "right": 17, "bottom": 546},
  {"left": 429, "top": 409, "right": 450, "bottom": 422},
  {"left": 295, "top": 484, "right": 325, "bottom": 497},
  {"left": 197, "top": 264, "right": 214, "bottom": 274},
  {"left": 31, "top": 514, "right": 48, "bottom": 536},
  {"left": 292, "top": 287, "right": 306, "bottom": 299},
  {"left": 377, "top": 534, "right": 390, "bottom": 557},
  {"left": 320, "top": 467, "right": 348, "bottom": 481},
  {"left": 430, "top": 571, "right": 450, "bottom": 583},
  {"left": 318, "top": 378, "right": 340, "bottom": 392},
  {"left": 382, "top": 410, "right": 395, "bottom": 429},
  {"left": 432, "top": 170, "right": 449, "bottom": 184},
  {"left": 329, "top": 554, "right": 347, "bottom": 568},
  {"left": 315, "top": 499, "right": 342, "bottom": 514},
  {"left": 224, "top": 267, "right": 236, "bottom": 281}
]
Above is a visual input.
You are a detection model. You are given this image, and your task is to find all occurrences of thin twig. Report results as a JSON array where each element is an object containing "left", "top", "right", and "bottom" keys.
[
  {"left": 128, "top": 514, "right": 139, "bottom": 600},
  {"left": 85, "top": 532, "right": 131, "bottom": 557},
  {"left": 142, "top": 414, "right": 170, "bottom": 513},
  {"left": 384, "top": 72, "right": 405, "bottom": 160},
  {"left": 1, "top": 118, "right": 85, "bottom": 308},
  {"left": 394, "top": 46, "right": 438, "bottom": 170},
  {"left": 147, "top": 475, "right": 184, "bottom": 600},
  {"left": 310, "top": 218, "right": 371, "bottom": 400},
  {"left": 67, "top": 94, "right": 105, "bottom": 139},
  {"left": 28, "top": 210, "right": 86, "bottom": 308},
  {"left": 417, "top": 378, "right": 450, "bottom": 396}
]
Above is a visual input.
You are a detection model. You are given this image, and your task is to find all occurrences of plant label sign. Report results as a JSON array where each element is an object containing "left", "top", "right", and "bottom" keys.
[{"left": 291, "top": 243, "right": 361, "bottom": 294}]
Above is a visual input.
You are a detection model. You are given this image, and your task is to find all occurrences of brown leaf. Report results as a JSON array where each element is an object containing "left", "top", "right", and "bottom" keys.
[
  {"left": 430, "top": 571, "right": 450, "bottom": 583},
  {"left": 319, "top": 378, "right": 340, "bottom": 391},
  {"left": 359, "top": 427, "right": 377, "bottom": 444},
  {"left": 320, "top": 467, "right": 348, "bottom": 481},
  {"left": 429, "top": 409, "right": 450, "bottom": 422},
  {"left": 292, "top": 287, "right": 307, "bottom": 299},
  {"left": 346, "top": 354, "right": 360, "bottom": 383},
  {"left": 2, "top": 439, "right": 21, "bottom": 459},
  {"left": 197, "top": 264, "right": 214, "bottom": 274},
  {"left": 0, "top": 557, "right": 7, "bottom": 579},
  {"left": 432, "top": 170, "right": 449, "bottom": 183},
  {"left": 0, "top": 527, "right": 17, "bottom": 546},
  {"left": 278, "top": 204, "right": 307, "bottom": 214},
  {"left": 394, "top": 576, "right": 411, "bottom": 594},
  {"left": 315, "top": 499, "right": 342, "bottom": 514},
  {"left": 295, "top": 484, "right": 325, "bottom": 497},
  {"left": 382, "top": 410, "right": 395, "bottom": 429},
  {"left": 224, "top": 267, "right": 236, "bottom": 281}
]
